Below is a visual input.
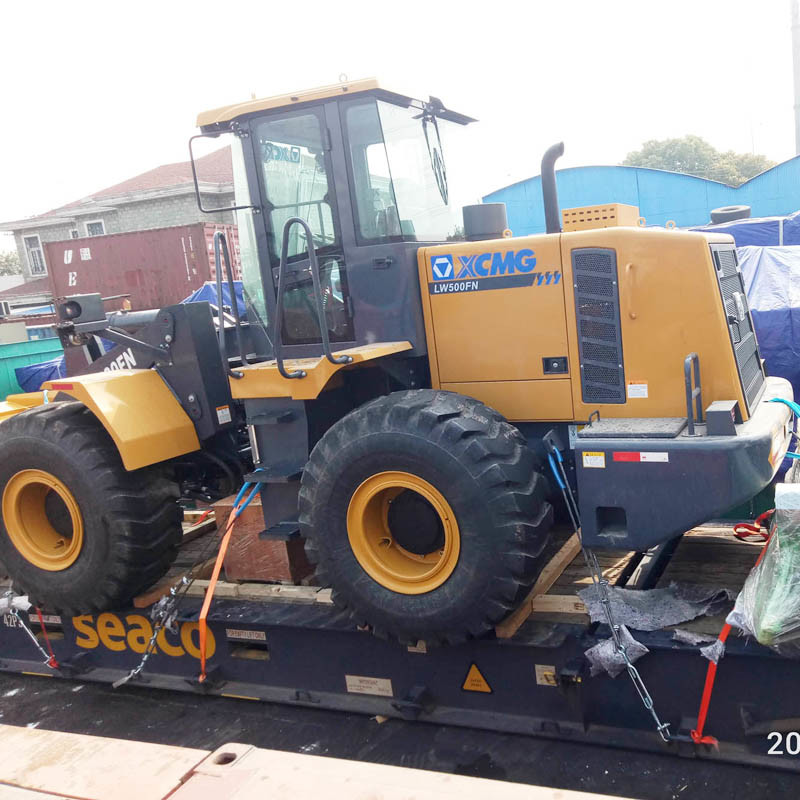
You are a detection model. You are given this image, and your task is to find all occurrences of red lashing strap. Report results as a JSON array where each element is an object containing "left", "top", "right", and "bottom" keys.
[
  {"left": 35, "top": 607, "right": 59, "bottom": 670},
  {"left": 691, "top": 518, "right": 774, "bottom": 747},
  {"left": 733, "top": 509, "right": 774, "bottom": 542},
  {"left": 690, "top": 623, "right": 731, "bottom": 747}
]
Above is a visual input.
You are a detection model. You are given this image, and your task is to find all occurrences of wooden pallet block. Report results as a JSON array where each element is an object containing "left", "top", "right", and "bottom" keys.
[
  {"left": 134, "top": 558, "right": 218, "bottom": 609},
  {"left": 182, "top": 508, "right": 213, "bottom": 523},
  {"left": 495, "top": 533, "right": 581, "bottom": 638},
  {"left": 0, "top": 723, "right": 206, "bottom": 800},
  {"left": 213, "top": 494, "right": 312, "bottom": 584},
  {"left": 519, "top": 523, "right": 763, "bottom": 627},
  {"left": 173, "top": 741, "right": 626, "bottom": 800},
  {"left": 181, "top": 514, "right": 217, "bottom": 545},
  {"left": 0, "top": 725, "right": 627, "bottom": 800}
]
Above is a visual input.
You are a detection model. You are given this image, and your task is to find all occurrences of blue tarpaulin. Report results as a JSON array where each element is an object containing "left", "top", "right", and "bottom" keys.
[
  {"left": 182, "top": 281, "right": 246, "bottom": 319},
  {"left": 692, "top": 211, "right": 800, "bottom": 247},
  {"left": 13, "top": 282, "right": 245, "bottom": 391},
  {"left": 737, "top": 246, "right": 800, "bottom": 400},
  {"left": 14, "top": 356, "right": 66, "bottom": 392}
]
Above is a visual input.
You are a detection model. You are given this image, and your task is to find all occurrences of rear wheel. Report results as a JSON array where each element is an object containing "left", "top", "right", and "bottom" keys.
[
  {"left": 0, "top": 402, "right": 182, "bottom": 614},
  {"left": 299, "top": 390, "right": 553, "bottom": 644}
]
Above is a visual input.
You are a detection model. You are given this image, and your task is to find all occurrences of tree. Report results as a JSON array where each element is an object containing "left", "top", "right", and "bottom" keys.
[
  {"left": 622, "top": 135, "right": 775, "bottom": 187},
  {"left": 0, "top": 251, "right": 22, "bottom": 276}
]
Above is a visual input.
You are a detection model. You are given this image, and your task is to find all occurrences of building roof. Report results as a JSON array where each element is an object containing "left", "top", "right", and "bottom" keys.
[
  {"left": 483, "top": 154, "right": 800, "bottom": 235},
  {"left": 67, "top": 146, "right": 232, "bottom": 204},
  {"left": 0, "top": 277, "right": 52, "bottom": 300},
  {"left": 0, "top": 275, "right": 25, "bottom": 294},
  {"left": 1, "top": 147, "right": 232, "bottom": 231}
]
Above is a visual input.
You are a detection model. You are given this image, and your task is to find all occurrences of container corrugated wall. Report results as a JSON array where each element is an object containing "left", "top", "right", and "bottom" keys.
[{"left": 44, "top": 223, "right": 241, "bottom": 312}]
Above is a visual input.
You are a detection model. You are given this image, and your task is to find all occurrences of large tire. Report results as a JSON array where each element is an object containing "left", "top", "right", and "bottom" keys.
[
  {"left": 0, "top": 402, "right": 182, "bottom": 614},
  {"left": 299, "top": 390, "right": 553, "bottom": 644},
  {"left": 710, "top": 205, "right": 751, "bottom": 224}
]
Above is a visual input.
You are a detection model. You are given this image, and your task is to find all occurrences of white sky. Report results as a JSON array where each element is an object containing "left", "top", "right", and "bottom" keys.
[{"left": 1, "top": 0, "right": 796, "bottom": 253}]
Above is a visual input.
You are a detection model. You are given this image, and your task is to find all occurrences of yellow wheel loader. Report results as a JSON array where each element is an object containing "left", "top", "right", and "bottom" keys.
[{"left": 0, "top": 79, "right": 791, "bottom": 644}]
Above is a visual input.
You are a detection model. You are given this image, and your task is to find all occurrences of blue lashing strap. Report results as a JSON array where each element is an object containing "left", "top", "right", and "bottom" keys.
[
  {"left": 769, "top": 397, "right": 800, "bottom": 459},
  {"left": 231, "top": 479, "right": 261, "bottom": 518},
  {"left": 547, "top": 451, "right": 566, "bottom": 490}
]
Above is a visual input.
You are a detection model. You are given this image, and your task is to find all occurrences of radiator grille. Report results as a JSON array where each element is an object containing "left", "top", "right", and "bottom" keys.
[
  {"left": 711, "top": 245, "right": 765, "bottom": 410},
  {"left": 573, "top": 248, "right": 625, "bottom": 404}
]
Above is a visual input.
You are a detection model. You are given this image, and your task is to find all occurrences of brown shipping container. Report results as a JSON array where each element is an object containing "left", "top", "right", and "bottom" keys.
[{"left": 44, "top": 223, "right": 241, "bottom": 312}]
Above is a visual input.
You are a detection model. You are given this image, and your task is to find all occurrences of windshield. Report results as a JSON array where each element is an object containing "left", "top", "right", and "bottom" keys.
[{"left": 344, "top": 100, "right": 461, "bottom": 242}]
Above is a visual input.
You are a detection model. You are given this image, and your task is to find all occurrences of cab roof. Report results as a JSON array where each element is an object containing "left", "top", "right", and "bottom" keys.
[{"left": 196, "top": 78, "right": 475, "bottom": 130}]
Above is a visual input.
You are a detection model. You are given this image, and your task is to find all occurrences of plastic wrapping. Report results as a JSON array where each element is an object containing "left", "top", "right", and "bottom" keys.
[{"left": 728, "top": 484, "right": 800, "bottom": 646}]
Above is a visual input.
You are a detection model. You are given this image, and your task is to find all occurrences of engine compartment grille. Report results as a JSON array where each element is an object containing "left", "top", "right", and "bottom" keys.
[
  {"left": 573, "top": 248, "right": 625, "bottom": 403},
  {"left": 711, "top": 245, "right": 765, "bottom": 411}
]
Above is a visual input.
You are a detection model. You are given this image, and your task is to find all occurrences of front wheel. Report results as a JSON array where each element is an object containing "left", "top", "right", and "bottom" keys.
[
  {"left": 299, "top": 390, "right": 553, "bottom": 644},
  {"left": 0, "top": 402, "right": 182, "bottom": 614}
]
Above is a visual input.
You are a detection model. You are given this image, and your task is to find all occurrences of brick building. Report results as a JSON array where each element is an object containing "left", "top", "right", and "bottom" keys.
[{"left": 0, "top": 147, "right": 234, "bottom": 282}]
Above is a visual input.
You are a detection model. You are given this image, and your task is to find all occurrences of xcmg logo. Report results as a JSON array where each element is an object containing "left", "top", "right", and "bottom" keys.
[{"left": 429, "top": 250, "right": 561, "bottom": 295}]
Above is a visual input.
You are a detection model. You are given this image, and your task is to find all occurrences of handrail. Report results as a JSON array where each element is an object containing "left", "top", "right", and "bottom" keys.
[
  {"left": 213, "top": 231, "right": 249, "bottom": 379},
  {"left": 684, "top": 353, "right": 703, "bottom": 436},
  {"left": 273, "top": 217, "right": 353, "bottom": 380}
]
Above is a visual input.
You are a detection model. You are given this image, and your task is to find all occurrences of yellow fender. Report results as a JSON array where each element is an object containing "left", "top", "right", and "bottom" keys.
[
  {"left": 0, "top": 370, "right": 200, "bottom": 471},
  {"left": 0, "top": 392, "right": 47, "bottom": 423}
]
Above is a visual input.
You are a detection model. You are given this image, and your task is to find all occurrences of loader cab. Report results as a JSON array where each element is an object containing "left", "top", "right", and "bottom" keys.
[{"left": 195, "top": 80, "right": 473, "bottom": 363}]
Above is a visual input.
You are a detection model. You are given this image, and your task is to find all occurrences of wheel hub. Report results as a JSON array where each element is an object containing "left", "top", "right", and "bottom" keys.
[
  {"left": 386, "top": 490, "right": 445, "bottom": 555},
  {"left": 2, "top": 469, "right": 84, "bottom": 571},
  {"left": 346, "top": 471, "right": 460, "bottom": 594}
]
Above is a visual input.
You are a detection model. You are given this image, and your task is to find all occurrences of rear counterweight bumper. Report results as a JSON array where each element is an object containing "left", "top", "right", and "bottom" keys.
[{"left": 576, "top": 376, "right": 793, "bottom": 550}]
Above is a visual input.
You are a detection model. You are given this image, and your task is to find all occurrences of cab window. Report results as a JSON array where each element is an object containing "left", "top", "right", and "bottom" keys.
[{"left": 255, "top": 111, "right": 337, "bottom": 262}]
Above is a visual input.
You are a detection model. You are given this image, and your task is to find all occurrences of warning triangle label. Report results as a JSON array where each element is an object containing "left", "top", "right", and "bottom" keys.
[{"left": 462, "top": 663, "right": 492, "bottom": 693}]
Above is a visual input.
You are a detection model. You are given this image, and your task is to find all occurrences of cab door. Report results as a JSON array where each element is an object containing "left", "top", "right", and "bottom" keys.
[{"left": 250, "top": 105, "right": 355, "bottom": 358}]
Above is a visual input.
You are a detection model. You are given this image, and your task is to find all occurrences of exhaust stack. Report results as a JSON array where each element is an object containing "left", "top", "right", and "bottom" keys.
[{"left": 541, "top": 142, "right": 565, "bottom": 234}]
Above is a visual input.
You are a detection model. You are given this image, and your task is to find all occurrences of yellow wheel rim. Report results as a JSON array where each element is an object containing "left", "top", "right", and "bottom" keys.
[
  {"left": 2, "top": 469, "right": 84, "bottom": 571},
  {"left": 347, "top": 471, "right": 460, "bottom": 594}
]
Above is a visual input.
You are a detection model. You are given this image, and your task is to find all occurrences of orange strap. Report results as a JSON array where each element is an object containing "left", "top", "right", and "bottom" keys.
[
  {"left": 193, "top": 507, "right": 214, "bottom": 526},
  {"left": 197, "top": 506, "right": 239, "bottom": 682},
  {"left": 690, "top": 523, "right": 774, "bottom": 746}
]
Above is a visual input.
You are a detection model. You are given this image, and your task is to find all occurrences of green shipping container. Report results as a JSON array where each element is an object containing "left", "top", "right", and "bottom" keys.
[{"left": 0, "top": 339, "right": 63, "bottom": 400}]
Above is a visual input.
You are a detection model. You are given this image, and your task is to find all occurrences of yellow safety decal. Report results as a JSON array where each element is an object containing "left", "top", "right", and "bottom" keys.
[
  {"left": 462, "top": 663, "right": 492, "bottom": 693},
  {"left": 582, "top": 451, "right": 606, "bottom": 469},
  {"left": 535, "top": 664, "right": 558, "bottom": 687}
]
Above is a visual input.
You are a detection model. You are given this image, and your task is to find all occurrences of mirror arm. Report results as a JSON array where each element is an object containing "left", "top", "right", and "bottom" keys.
[{"left": 189, "top": 132, "right": 258, "bottom": 215}]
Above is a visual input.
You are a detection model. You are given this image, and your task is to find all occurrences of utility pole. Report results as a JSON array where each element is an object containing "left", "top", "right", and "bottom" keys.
[{"left": 793, "top": 0, "right": 800, "bottom": 154}]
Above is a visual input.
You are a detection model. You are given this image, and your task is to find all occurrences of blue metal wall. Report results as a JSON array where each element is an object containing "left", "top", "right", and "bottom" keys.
[{"left": 482, "top": 156, "right": 800, "bottom": 235}]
